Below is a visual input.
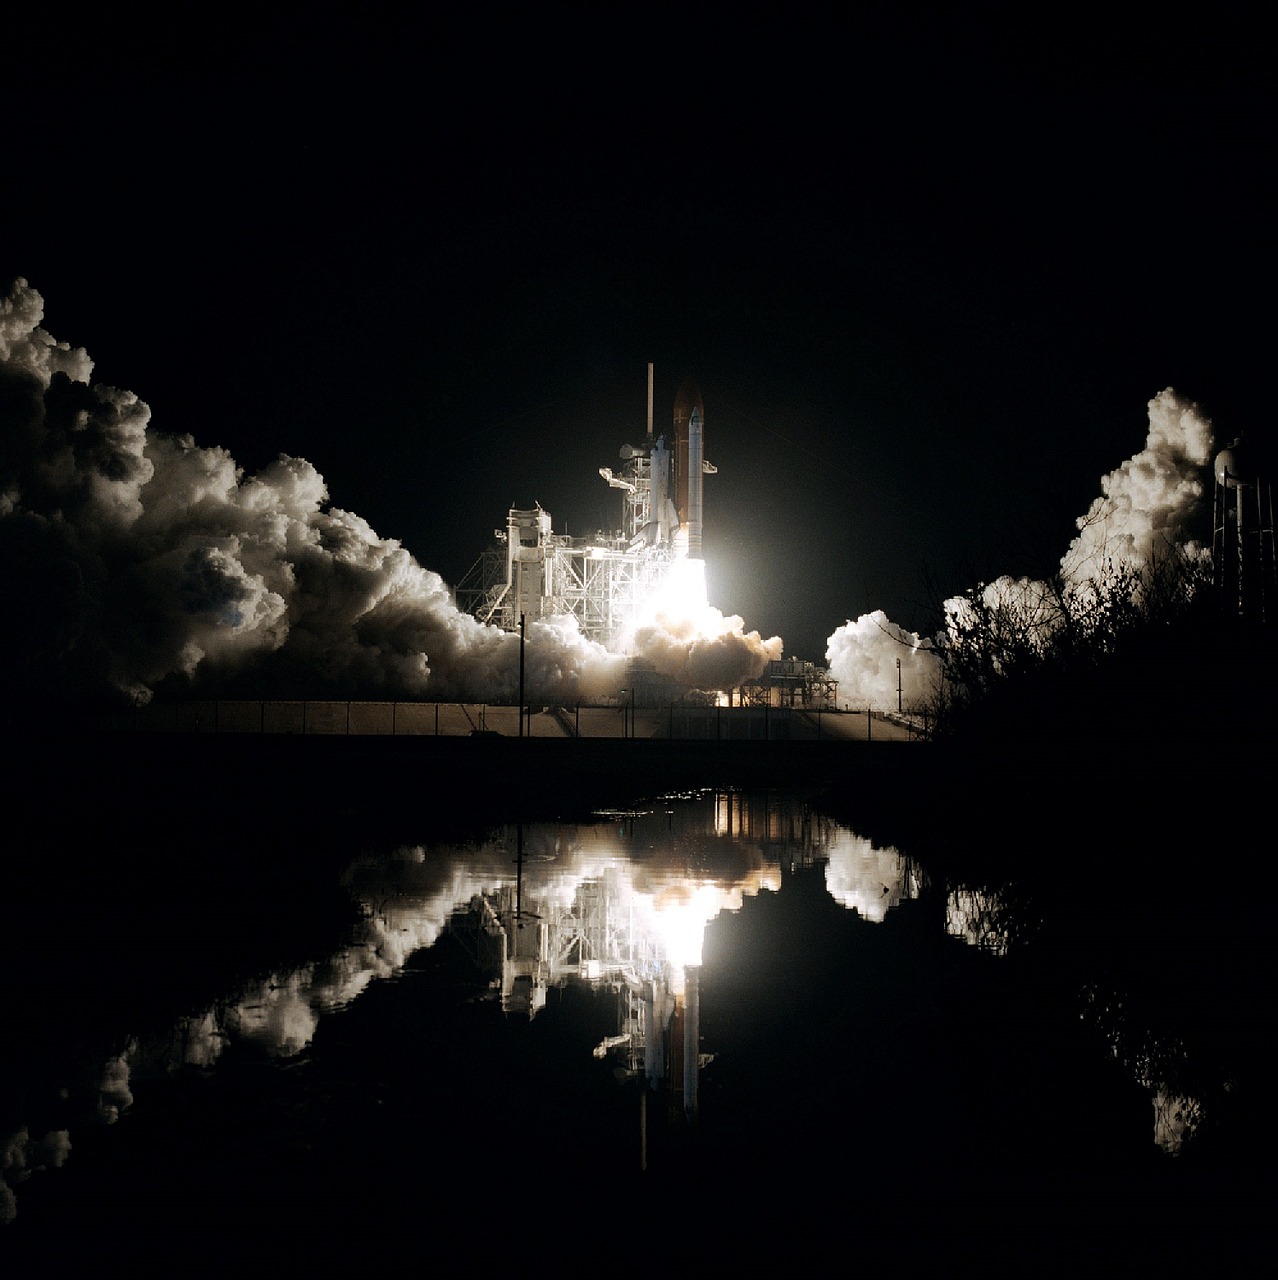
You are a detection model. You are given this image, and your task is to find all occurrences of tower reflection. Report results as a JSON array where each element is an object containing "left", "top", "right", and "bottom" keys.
[{"left": 2, "top": 786, "right": 1238, "bottom": 1237}]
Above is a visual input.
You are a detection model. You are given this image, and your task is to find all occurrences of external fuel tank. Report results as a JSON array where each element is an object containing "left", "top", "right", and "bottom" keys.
[{"left": 673, "top": 378, "right": 707, "bottom": 559}]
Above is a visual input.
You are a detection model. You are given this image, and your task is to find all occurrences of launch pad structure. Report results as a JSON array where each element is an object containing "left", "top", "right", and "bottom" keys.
[
  {"left": 455, "top": 365, "right": 707, "bottom": 650},
  {"left": 455, "top": 504, "right": 673, "bottom": 655},
  {"left": 449, "top": 796, "right": 848, "bottom": 1127},
  {"left": 454, "top": 365, "right": 838, "bottom": 708}
]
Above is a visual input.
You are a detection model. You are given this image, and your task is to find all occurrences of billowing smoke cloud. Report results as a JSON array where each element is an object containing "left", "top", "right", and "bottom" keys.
[
  {"left": 1059, "top": 387, "right": 1214, "bottom": 588},
  {"left": 631, "top": 606, "right": 783, "bottom": 692},
  {"left": 823, "top": 829, "right": 914, "bottom": 922},
  {"left": 826, "top": 388, "right": 1215, "bottom": 709},
  {"left": 1, "top": 280, "right": 776, "bottom": 706},
  {"left": 823, "top": 610, "right": 940, "bottom": 712},
  {"left": 1, "top": 1127, "right": 71, "bottom": 1224}
]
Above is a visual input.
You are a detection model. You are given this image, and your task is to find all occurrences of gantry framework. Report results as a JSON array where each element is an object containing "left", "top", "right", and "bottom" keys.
[
  {"left": 441, "top": 803, "right": 866, "bottom": 1098},
  {"left": 451, "top": 864, "right": 671, "bottom": 1077},
  {"left": 739, "top": 658, "right": 839, "bottom": 708},
  {"left": 455, "top": 506, "right": 674, "bottom": 651}
]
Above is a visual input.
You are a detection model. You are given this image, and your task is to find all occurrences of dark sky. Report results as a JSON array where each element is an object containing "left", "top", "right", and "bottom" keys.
[{"left": 4, "top": 9, "right": 1270, "bottom": 662}]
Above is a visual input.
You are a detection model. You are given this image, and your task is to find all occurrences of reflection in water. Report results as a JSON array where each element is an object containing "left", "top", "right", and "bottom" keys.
[
  {"left": 945, "top": 880, "right": 1210, "bottom": 1153},
  {"left": 0, "top": 1131, "right": 70, "bottom": 1226},
  {"left": 0, "top": 787, "right": 1253, "bottom": 1242},
  {"left": 1079, "top": 981, "right": 1204, "bottom": 1155},
  {"left": 3, "top": 791, "right": 917, "bottom": 1224},
  {"left": 825, "top": 829, "right": 922, "bottom": 921},
  {"left": 947, "top": 885, "right": 1020, "bottom": 955}
]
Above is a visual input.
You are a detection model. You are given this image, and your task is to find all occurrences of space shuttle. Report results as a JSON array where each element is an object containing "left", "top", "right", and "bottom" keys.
[
  {"left": 599, "top": 366, "right": 716, "bottom": 557},
  {"left": 672, "top": 377, "right": 717, "bottom": 559}
]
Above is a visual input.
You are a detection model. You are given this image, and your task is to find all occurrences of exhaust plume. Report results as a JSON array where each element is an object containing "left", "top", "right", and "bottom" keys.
[
  {"left": 0, "top": 279, "right": 779, "bottom": 707},
  {"left": 825, "top": 388, "right": 1216, "bottom": 709}
]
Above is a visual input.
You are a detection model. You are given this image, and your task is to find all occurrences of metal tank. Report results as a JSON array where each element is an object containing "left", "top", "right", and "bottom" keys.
[
  {"left": 1212, "top": 435, "right": 1276, "bottom": 621},
  {"left": 672, "top": 377, "right": 715, "bottom": 560}
]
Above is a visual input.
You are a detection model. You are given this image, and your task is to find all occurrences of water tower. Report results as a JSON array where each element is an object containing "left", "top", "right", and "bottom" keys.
[{"left": 1212, "top": 436, "right": 1276, "bottom": 621}]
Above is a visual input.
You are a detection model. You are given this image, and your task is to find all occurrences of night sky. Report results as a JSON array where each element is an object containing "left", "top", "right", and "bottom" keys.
[{"left": 4, "top": 10, "right": 1270, "bottom": 667}]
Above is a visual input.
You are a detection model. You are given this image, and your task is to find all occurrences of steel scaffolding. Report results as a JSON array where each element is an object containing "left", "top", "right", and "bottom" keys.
[{"left": 455, "top": 506, "right": 674, "bottom": 650}]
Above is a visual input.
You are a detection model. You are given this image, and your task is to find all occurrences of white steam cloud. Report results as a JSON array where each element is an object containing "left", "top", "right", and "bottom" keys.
[
  {"left": 0, "top": 280, "right": 779, "bottom": 705},
  {"left": 1059, "top": 387, "right": 1214, "bottom": 588},
  {"left": 825, "top": 388, "right": 1216, "bottom": 709},
  {"left": 824, "top": 610, "right": 940, "bottom": 713}
]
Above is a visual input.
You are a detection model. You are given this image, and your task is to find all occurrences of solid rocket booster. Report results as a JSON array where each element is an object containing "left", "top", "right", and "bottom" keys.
[
  {"left": 687, "top": 406, "right": 704, "bottom": 558},
  {"left": 646, "top": 361, "right": 654, "bottom": 442}
]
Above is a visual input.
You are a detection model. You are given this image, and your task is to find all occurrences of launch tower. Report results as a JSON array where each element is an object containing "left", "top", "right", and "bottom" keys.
[
  {"left": 456, "top": 365, "right": 716, "bottom": 650},
  {"left": 1212, "top": 436, "right": 1276, "bottom": 622}
]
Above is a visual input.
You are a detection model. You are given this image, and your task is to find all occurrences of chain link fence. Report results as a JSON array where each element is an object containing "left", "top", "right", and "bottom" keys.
[{"left": 104, "top": 700, "right": 925, "bottom": 741}]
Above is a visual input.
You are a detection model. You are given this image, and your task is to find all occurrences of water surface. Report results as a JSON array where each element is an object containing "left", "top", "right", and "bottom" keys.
[{"left": 1, "top": 787, "right": 1264, "bottom": 1269}]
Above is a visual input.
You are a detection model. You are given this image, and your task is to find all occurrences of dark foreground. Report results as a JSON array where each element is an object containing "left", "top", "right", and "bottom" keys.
[
  {"left": 2, "top": 726, "right": 1271, "bottom": 1273},
  {"left": 16, "top": 728, "right": 921, "bottom": 835}
]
